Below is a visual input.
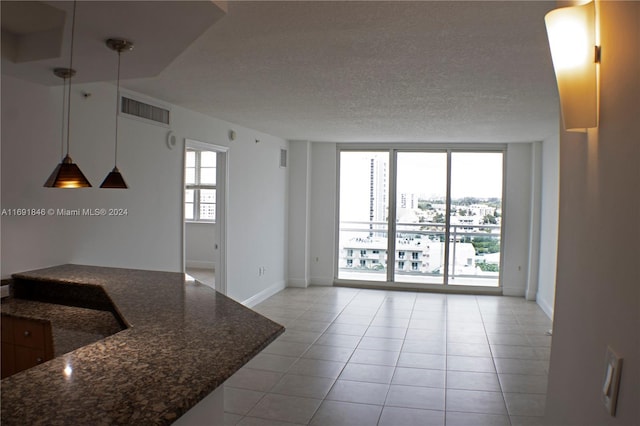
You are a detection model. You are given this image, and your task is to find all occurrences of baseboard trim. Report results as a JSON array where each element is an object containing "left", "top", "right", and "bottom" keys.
[
  {"left": 502, "top": 286, "right": 526, "bottom": 297},
  {"left": 536, "top": 294, "right": 554, "bottom": 320},
  {"left": 186, "top": 260, "right": 216, "bottom": 270},
  {"left": 288, "top": 278, "right": 308, "bottom": 288},
  {"left": 309, "top": 276, "right": 334, "bottom": 286},
  {"left": 242, "top": 280, "right": 286, "bottom": 308}
]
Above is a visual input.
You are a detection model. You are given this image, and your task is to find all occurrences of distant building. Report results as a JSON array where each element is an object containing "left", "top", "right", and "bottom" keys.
[
  {"left": 369, "top": 156, "right": 387, "bottom": 224},
  {"left": 340, "top": 236, "right": 478, "bottom": 276},
  {"left": 399, "top": 193, "right": 416, "bottom": 210}
]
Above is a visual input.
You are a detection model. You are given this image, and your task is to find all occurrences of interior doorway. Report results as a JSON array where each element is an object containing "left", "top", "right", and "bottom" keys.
[{"left": 183, "top": 139, "right": 228, "bottom": 295}]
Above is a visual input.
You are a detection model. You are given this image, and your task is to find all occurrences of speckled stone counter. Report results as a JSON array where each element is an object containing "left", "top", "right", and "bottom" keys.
[
  {"left": 1, "top": 299, "right": 124, "bottom": 356},
  {"left": 0, "top": 264, "right": 284, "bottom": 425}
]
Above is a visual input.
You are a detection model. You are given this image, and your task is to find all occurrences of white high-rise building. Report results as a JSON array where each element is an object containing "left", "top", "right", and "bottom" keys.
[{"left": 368, "top": 155, "right": 387, "bottom": 223}]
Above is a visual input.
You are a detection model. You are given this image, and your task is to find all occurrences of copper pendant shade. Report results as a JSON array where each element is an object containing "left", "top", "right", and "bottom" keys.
[
  {"left": 100, "top": 166, "right": 128, "bottom": 189},
  {"left": 100, "top": 38, "right": 133, "bottom": 189},
  {"left": 44, "top": 155, "right": 92, "bottom": 188},
  {"left": 44, "top": 2, "right": 91, "bottom": 188}
]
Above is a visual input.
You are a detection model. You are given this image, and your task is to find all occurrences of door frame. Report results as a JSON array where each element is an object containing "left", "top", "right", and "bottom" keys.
[{"left": 182, "top": 139, "right": 229, "bottom": 295}]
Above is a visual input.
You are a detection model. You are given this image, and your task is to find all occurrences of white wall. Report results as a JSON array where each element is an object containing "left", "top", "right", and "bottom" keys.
[
  {"left": 223, "top": 130, "right": 289, "bottom": 303},
  {"left": 66, "top": 83, "right": 183, "bottom": 272},
  {"left": 287, "top": 141, "right": 311, "bottom": 287},
  {"left": 1, "top": 76, "right": 73, "bottom": 275},
  {"left": 1, "top": 76, "right": 289, "bottom": 305},
  {"left": 545, "top": 2, "right": 640, "bottom": 424},
  {"left": 303, "top": 142, "right": 538, "bottom": 294},
  {"left": 308, "top": 142, "right": 337, "bottom": 285},
  {"left": 536, "top": 133, "right": 559, "bottom": 318},
  {"left": 525, "top": 141, "right": 542, "bottom": 301},
  {"left": 501, "top": 143, "right": 534, "bottom": 296},
  {"left": 185, "top": 223, "right": 216, "bottom": 269}
]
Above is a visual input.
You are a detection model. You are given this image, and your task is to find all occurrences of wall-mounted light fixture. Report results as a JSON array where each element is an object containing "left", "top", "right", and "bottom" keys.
[
  {"left": 545, "top": 1, "right": 600, "bottom": 132},
  {"left": 100, "top": 38, "right": 134, "bottom": 189},
  {"left": 44, "top": 1, "right": 92, "bottom": 188}
]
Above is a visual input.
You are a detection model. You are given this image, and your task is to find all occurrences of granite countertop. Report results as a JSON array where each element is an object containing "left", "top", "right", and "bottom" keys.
[
  {"left": 0, "top": 264, "right": 284, "bottom": 425},
  {"left": 1, "top": 298, "right": 124, "bottom": 357}
]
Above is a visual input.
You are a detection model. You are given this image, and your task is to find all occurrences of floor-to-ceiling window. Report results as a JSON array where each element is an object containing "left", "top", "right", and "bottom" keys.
[
  {"left": 337, "top": 147, "right": 504, "bottom": 291},
  {"left": 338, "top": 151, "right": 389, "bottom": 282},
  {"left": 394, "top": 152, "right": 448, "bottom": 285}
]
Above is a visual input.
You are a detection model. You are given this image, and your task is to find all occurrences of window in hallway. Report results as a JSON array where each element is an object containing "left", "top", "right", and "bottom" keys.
[{"left": 185, "top": 149, "right": 217, "bottom": 222}]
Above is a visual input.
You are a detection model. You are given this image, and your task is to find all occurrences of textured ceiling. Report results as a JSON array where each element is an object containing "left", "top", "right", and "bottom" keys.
[
  {"left": 124, "top": 1, "right": 560, "bottom": 143},
  {"left": 2, "top": 1, "right": 560, "bottom": 143}
]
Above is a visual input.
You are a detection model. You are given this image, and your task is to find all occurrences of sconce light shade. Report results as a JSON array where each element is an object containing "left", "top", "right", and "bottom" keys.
[
  {"left": 545, "top": 1, "right": 598, "bottom": 131},
  {"left": 100, "top": 166, "right": 128, "bottom": 189},
  {"left": 44, "top": 155, "right": 92, "bottom": 188}
]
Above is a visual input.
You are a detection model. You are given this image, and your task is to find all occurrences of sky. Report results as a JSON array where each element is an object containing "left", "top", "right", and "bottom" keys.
[{"left": 340, "top": 151, "right": 503, "bottom": 223}]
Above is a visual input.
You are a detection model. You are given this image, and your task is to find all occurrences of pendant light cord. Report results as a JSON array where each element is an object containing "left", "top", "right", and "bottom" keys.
[
  {"left": 60, "top": 77, "right": 67, "bottom": 161},
  {"left": 114, "top": 50, "right": 121, "bottom": 168},
  {"left": 65, "top": 0, "right": 77, "bottom": 157}
]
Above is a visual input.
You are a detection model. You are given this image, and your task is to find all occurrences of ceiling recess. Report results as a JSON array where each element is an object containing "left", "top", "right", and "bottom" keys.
[{"left": 1, "top": 1, "right": 65, "bottom": 63}]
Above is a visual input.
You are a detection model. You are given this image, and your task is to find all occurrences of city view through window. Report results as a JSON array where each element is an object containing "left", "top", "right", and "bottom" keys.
[
  {"left": 185, "top": 149, "right": 217, "bottom": 222},
  {"left": 338, "top": 150, "right": 503, "bottom": 287}
]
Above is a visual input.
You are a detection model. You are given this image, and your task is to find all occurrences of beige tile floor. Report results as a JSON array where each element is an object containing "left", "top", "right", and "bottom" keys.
[
  {"left": 186, "top": 268, "right": 216, "bottom": 288},
  {"left": 223, "top": 286, "right": 552, "bottom": 426}
]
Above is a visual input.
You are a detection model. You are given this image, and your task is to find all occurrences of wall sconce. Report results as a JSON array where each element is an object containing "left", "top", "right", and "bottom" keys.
[{"left": 545, "top": 1, "right": 600, "bottom": 132}]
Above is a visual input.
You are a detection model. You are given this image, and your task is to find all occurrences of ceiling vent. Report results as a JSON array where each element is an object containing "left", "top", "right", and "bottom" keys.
[{"left": 120, "top": 95, "right": 170, "bottom": 126}]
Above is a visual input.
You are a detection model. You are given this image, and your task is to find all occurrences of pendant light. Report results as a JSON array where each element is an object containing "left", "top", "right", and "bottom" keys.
[
  {"left": 44, "top": 0, "right": 91, "bottom": 188},
  {"left": 44, "top": 68, "right": 74, "bottom": 183},
  {"left": 100, "top": 38, "right": 133, "bottom": 189}
]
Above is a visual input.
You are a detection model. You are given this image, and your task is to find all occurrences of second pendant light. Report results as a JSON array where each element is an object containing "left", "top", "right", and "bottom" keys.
[{"left": 100, "top": 38, "right": 134, "bottom": 189}]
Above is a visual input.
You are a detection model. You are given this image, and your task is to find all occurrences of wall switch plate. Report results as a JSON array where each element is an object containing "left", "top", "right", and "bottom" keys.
[{"left": 602, "top": 346, "right": 623, "bottom": 416}]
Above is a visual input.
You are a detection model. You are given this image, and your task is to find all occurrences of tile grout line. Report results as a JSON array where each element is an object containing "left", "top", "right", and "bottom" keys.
[
  {"left": 376, "top": 292, "right": 418, "bottom": 425},
  {"left": 227, "top": 288, "right": 550, "bottom": 425},
  {"left": 302, "top": 287, "right": 364, "bottom": 425},
  {"left": 353, "top": 291, "right": 388, "bottom": 426},
  {"left": 297, "top": 287, "right": 360, "bottom": 425},
  {"left": 477, "top": 296, "right": 513, "bottom": 426},
  {"left": 443, "top": 293, "right": 450, "bottom": 424},
  {"left": 232, "top": 288, "right": 333, "bottom": 425}
]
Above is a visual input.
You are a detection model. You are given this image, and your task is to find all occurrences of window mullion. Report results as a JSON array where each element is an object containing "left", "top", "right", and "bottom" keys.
[
  {"left": 193, "top": 188, "right": 199, "bottom": 222},
  {"left": 195, "top": 151, "right": 201, "bottom": 221},
  {"left": 443, "top": 150, "right": 452, "bottom": 286},
  {"left": 387, "top": 149, "right": 398, "bottom": 283}
]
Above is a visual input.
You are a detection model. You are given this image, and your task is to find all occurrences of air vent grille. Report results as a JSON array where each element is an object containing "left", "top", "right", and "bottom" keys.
[
  {"left": 280, "top": 149, "right": 287, "bottom": 168},
  {"left": 121, "top": 96, "right": 170, "bottom": 125}
]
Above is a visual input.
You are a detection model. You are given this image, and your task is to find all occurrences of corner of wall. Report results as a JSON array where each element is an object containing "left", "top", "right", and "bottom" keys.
[
  {"left": 535, "top": 291, "right": 554, "bottom": 319},
  {"left": 288, "top": 278, "right": 309, "bottom": 288},
  {"left": 309, "top": 276, "right": 334, "bottom": 286},
  {"left": 241, "top": 280, "right": 286, "bottom": 307}
]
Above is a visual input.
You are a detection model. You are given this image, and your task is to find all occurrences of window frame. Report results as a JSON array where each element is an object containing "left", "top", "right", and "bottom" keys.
[
  {"left": 335, "top": 143, "right": 506, "bottom": 292},
  {"left": 185, "top": 148, "right": 217, "bottom": 223}
]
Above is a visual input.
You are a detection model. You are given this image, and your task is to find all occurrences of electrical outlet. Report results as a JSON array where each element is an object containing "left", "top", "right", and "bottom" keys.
[{"left": 602, "top": 346, "right": 623, "bottom": 416}]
